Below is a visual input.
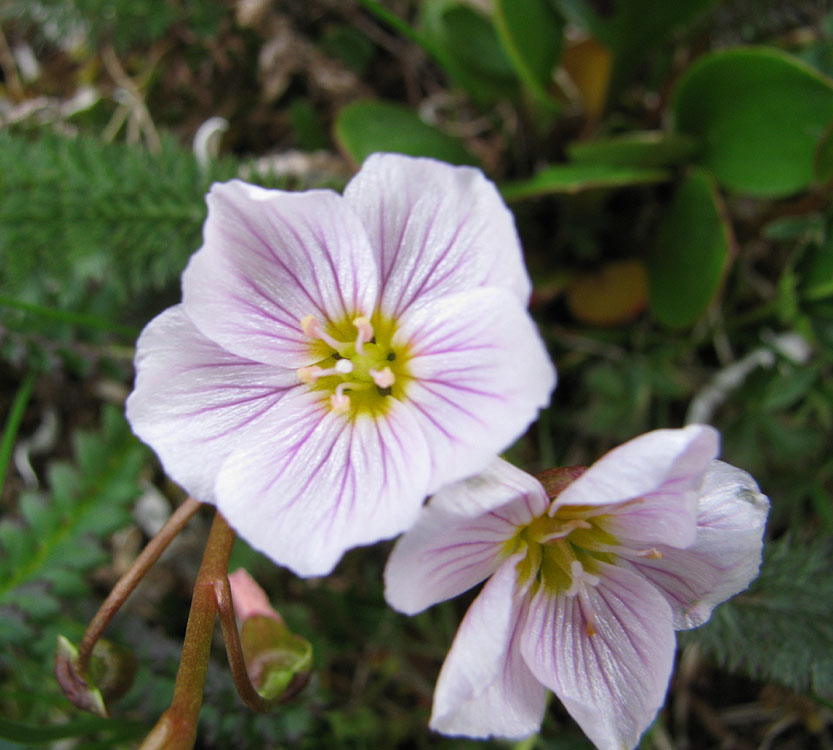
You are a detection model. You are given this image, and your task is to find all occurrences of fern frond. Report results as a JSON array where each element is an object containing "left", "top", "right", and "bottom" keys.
[
  {"left": 682, "top": 536, "right": 833, "bottom": 696},
  {"left": 0, "top": 405, "right": 148, "bottom": 645}
]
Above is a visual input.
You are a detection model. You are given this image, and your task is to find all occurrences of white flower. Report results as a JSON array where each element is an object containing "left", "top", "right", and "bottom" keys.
[
  {"left": 385, "top": 425, "right": 769, "bottom": 749},
  {"left": 126, "top": 153, "right": 556, "bottom": 576}
]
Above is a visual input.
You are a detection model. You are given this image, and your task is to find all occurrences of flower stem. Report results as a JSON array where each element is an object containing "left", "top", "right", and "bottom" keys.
[
  {"left": 76, "top": 496, "right": 203, "bottom": 676},
  {"left": 138, "top": 510, "right": 237, "bottom": 750}
]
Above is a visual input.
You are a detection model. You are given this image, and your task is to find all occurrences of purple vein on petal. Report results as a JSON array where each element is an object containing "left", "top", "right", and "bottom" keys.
[
  {"left": 238, "top": 208, "right": 330, "bottom": 319},
  {"left": 405, "top": 210, "right": 472, "bottom": 310}
]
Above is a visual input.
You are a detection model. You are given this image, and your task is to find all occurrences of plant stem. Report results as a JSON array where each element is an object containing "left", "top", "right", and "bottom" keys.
[
  {"left": 139, "top": 510, "right": 236, "bottom": 750},
  {"left": 0, "top": 293, "right": 141, "bottom": 338},
  {"left": 354, "top": 0, "right": 447, "bottom": 65},
  {"left": 0, "top": 371, "right": 35, "bottom": 498},
  {"left": 76, "top": 497, "right": 203, "bottom": 674}
]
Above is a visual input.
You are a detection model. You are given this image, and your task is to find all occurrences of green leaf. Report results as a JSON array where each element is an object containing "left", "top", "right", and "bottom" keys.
[
  {"left": 420, "top": 0, "right": 518, "bottom": 103},
  {"left": 493, "top": 0, "right": 564, "bottom": 108},
  {"left": 334, "top": 99, "right": 478, "bottom": 166},
  {"left": 682, "top": 536, "right": 833, "bottom": 695},
  {"left": 815, "top": 117, "right": 833, "bottom": 185},
  {"left": 567, "top": 132, "right": 697, "bottom": 168},
  {"left": 672, "top": 47, "right": 833, "bottom": 197},
  {"left": 500, "top": 162, "right": 669, "bottom": 201},
  {"left": 648, "top": 169, "right": 731, "bottom": 327}
]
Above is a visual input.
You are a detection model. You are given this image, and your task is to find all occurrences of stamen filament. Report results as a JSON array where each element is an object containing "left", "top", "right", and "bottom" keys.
[
  {"left": 301, "top": 315, "right": 350, "bottom": 355},
  {"left": 353, "top": 316, "right": 373, "bottom": 355},
  {"left": 330, "top": 383, "right": 351, "bottom": 414},
  {"left": 297, "top": 360, "right": 354, "bottom": 384}
]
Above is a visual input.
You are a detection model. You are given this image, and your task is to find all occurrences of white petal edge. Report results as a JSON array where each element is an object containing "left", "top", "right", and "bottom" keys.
[
  {"left": 182, "top": 180, "right": 380, "bottom": 367},
  {"left": 384, "top": 459, "right": 549, "bottom": 615},
  {"left": 397, "top": 287, "right": 556, "bottom": 494},
  {"left": 125, "top": 305, "right": 298, "bottom": 503},
  {"left": 520, "top": 563, "right": 676, "bottom": 750},
  {"left": 430, "top": 557, "right": 547, "bottom": 740},
  {"left": 343, "top": 152, "right": 531, "bottom": 317},
  {"left": 624, "top": 459, "right": 769, "bottom": 630},
  {"left": 214, "top": 388, "right": 432, "bottom": 577},
  {"left": 554, "top": 425, "right": 720, "bottom": 549}
]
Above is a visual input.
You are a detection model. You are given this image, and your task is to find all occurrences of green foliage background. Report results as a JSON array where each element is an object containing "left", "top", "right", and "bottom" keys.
[{"left": 1, "top": 0, "right": 832, "bottom": 748}]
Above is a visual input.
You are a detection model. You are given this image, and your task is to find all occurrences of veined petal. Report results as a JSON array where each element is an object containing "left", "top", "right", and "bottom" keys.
[
  {"left": 384, "top": 459, "right": 548, "bottom": 614},
  {"left": 624, "top": 460, "right": 769, "bottom": 630},
  {"left": 125, "top": 306, "right": 297, "bottom": 503},
  {"left": 520, "top": 564, "right": 676, "bottom": 750},
  {"left": 214, "top": 389, "right": 431, "bottom": 577},
  {"left": 343, "top": 153, "right": 531, "bottom": 317},
  {"left": 430, "top": 557, "right": 547, "bottom": 740},
  {"left": 428, "top": 458, "right": 551, "bottom": 520},
  {"left": 397, "top": 288, "right": 556, "bottom": 493},
  {"left": 182, "top": 180, "right": 379, "bottom": 367},
  {"left": 554, "top": 425, "right": 719, "bottom": 549}
]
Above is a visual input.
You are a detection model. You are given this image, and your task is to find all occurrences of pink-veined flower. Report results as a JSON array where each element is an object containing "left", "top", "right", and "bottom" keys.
[
  {"left": 126, "top": 153, "right": 556, "bottom": 576},
  {"left": 384, "top": 425, "right": 769, "bottom": 750}
]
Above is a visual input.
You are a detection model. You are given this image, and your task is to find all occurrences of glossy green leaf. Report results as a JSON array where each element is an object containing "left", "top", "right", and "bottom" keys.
[
  {"left": 672, "top": 47, "right": 833, "bottom": 197},
  {"left": 501, "top": 162, "right": 669, "bottom": 201},
  {"left": 334, "top": 100, "right": 477, "bottom": 166},
  {"left": 568, "top": 131, "right": 697, "bottom": 168},
  {"left": 420, "top": 0, "right": 518, "bottom": 103},
  {"left": 493, "top": 0, "right": 564, "bottom": 108},
  {"left": 648, "top": 169, "right": 731, "bottom": 327}
]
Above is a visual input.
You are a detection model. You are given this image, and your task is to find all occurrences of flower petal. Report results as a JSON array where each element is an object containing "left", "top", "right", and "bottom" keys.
[
  {"left": 624, "top": 460, "right": 769, "bottom": 630},
  {"left": 430, "top": 557, "right": 547, "bottom": 740},
  {"left": 397, "top": 288, "right": 556, "bottom": 493},
  {"left": 343, "top": 153, "right": 531, "bottom": 317},
  {"left": 554, "top": 425, "right": 719, "bottom": 549},
  {"left": 125, "top": 306, "right": 298, "bottom": 502},
  {"left": 520, "top": 564, "right": 676, "bottom": 750},
  {"left": 182, "top": 180, "right": 379, "bottom": 367},
  {"left": 214, "top": 389, "right": 431, "bottom": 577},
  {"left": 384, "top": 459, "right": 548, "bottom": 614}
]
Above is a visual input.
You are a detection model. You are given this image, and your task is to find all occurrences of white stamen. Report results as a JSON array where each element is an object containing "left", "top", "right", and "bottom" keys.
[
  {"left": 330, "top": 383, "right": 351, "bottom": 414},
  {"left": 565, "top": 560, "right": 600, "bottom": 597},
  {"left": 297, "top": 366, "right": 323, "bottom": 384},
  {"left": 538, "top": 519, "right": 592, "bottom": 543},
  {"left": 297, "top": 361, "right": 354, "bottom": 384},
  {"left": 369, "top": 367, "right": 395, "bottom": 388},
  {"left": 353, "top": 316, "right": 373, "bottom": 355},
  {"left": 301, "top": 314, "right": 346, "bottom": 353}
]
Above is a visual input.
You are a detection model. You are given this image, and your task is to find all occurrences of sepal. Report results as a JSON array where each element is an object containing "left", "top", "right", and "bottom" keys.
[{"left": 55, "top": 634, "right": 137, "bottom": 717}]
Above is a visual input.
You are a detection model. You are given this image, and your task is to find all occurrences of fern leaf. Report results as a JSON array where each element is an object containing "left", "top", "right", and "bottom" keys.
[
  {"left": 0, "top": 405, "right": 148, "bottom": 637},
  {"left": 681, "top": 535, "right": 833, "bottom": 696}
]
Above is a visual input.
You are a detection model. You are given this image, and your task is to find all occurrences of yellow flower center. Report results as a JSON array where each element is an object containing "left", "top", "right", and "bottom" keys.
[
  {"left": 296, "top": 313, "right": 411, "bottom": 418},
  {"left": 509, "top": 507, "right": 619, "bottom": 597}
]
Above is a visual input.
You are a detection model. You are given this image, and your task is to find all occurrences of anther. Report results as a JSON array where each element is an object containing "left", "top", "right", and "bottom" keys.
[
  {"left": 635, "top": 548, "right": 663, "bottom": 559},
  {"left": 334, "top": 359, "right": 354, "bottom": 375},
  {"left": 353, "top": 316, "right": 374, "bottom": 355},
  {"left": 297, "top": 366, "right": 322, "bottom": 384},
  {"left": 369, "top": 367, "right": 395, "bottom": 388}
]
